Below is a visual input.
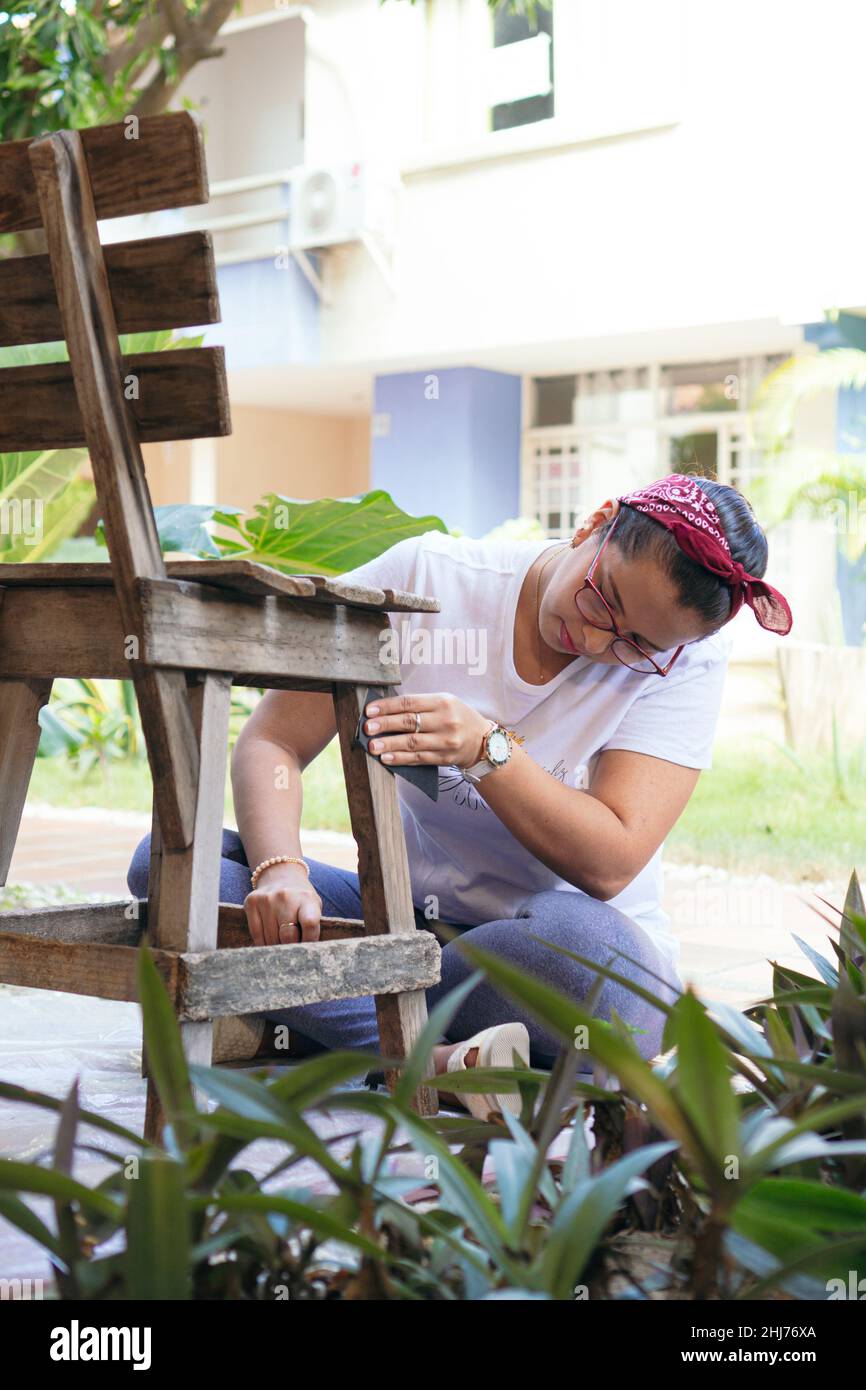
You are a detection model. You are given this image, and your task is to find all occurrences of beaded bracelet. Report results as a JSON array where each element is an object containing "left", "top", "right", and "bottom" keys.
[{"left": 250, "top": 855, "right": 310, "bottom": 890}]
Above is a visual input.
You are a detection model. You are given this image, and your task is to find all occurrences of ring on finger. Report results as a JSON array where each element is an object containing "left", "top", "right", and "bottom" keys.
[
  {"left": 278, "top": 920, "right": 296, "bottom": 930},
  {"left": 414, "top": 711, "right": 422, "bottom": 734}
]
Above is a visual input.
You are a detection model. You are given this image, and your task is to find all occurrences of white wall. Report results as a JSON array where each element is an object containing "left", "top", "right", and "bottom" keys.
[{"left": 294, "top": 0, "right": 866, "bottom": 368}]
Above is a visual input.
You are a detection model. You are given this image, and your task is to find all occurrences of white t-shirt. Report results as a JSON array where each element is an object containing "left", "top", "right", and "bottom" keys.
[{"left": 338, "top": 529, "right": 732, "bottom": 975}]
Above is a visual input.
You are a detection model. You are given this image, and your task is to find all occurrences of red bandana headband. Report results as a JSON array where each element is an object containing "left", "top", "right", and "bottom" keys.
[{"left": 617, "top": 474, "right": 793, "bottom": 636}]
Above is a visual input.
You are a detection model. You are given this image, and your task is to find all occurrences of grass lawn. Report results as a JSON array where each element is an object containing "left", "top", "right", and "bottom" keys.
[
  {"left": 25, "top": 737, "right": 864, "bottom": 883},
  {"left": 666, "top": 739, "right": 865, "bottom": 880}
]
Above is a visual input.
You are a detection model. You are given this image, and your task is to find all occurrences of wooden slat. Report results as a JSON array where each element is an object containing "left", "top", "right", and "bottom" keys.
[
  {"left": 0, "top": 232, "right": 220, "bottom": 347},
  {"left": 0, "top": 561, "right": 440, "bottom": 612},
  {"left": 0, "top": 112, "right": 207, "bottom": 235},
  {"left": 148, "top": 674, "right": 232, "bottom": 954},
  {"left": 333, "top": 683, "right": 439, "bottom": 1115},
  {"left": 0, "top": 931, "right": 179, "bottom": 1004},
  {"left": 0, "top": 899, "right": 370, "bottom": 948},
  {"left": 0, "top": 583, "right": 403, "bottom": 685},
  {"left": 0, "top": 348, "right": 230, "bottom": 452},
  {"left": 29, "top": 128, "right": 201, "bottom": 852},
  {"left": 178, "top": 934, "right": 441, "bottom": 1021},
  {"left": 0, "top": 924, "right": 437, "bottom": 1019},
  {"left": 137, "top": 579, "right": 401, "bottom": 684},
  {"left": 143, "top": 672, "right": 232, "bottom": 1141},
  {"left": 0, "top": 676, "right": 52, "bottom": 884}
]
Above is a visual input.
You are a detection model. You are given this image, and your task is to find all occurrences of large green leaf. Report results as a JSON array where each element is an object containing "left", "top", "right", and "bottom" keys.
[
  {"left": 136, "top": 948, "right": 198, "bottom": 1153},
  {"left": 211, "top": 490, "right": 448, "bottom": 575},
  {"left": 124, "top": 1155, "right": 191, "bottom": 1300},
  {"left": 94, "top": 490, "right": 448, "bottom": 575},
  {"left": 455, "top": 938, "right": 704, "bottom": 1164},
  {"left": 0, "top": 478, "right": 96, "bottom": 563},
  {"left": 668, "top": 992, "right": 740, "bottom": 1171},
  {"left": 537, "top": 1141, "right": 677, "bottom": 1299},
  {"left": 94, "top": 503, "right": 233, "bottom": 558}
]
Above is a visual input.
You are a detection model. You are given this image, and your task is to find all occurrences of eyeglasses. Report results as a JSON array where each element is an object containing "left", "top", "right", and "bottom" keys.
[{"left": 573, "top": 510, "right": 684, "bottom": 677}]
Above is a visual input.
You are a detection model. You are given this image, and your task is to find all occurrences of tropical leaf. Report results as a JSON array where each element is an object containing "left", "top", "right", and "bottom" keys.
[
  {"left": 0, "top": 478, "right": 96, "bottom": 563},
  {"left": 124, "top": 1156, "right": 192, "bottom": 1300},
  {"left": 536, "top": 1141, "right": 677, "bottom": 1299},
  {"left": 209, "top": 490, "right": 448, "bottom": 575},
  {"left": 136, "top": 948, "right": 199, "bottom": 1153},
  {"left": 753, "top": 348, "right": 866, "bottom": 441},
  {"left": 669, "top": 992, "right": 740, "bottom": 1168}
]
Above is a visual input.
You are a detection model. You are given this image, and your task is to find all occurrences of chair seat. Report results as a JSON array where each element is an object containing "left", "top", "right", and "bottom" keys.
[{"left": 0, "top": 559, "right": 440, "bottom": 613}]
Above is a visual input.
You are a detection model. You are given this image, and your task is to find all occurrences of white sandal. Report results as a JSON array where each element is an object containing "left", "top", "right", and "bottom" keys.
[{"left": 446, "top": 1022, "right": 530, "bottom": 1122}]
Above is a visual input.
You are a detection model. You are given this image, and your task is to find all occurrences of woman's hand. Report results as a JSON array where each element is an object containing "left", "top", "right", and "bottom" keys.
[
  {"left": 363, "top": 692, "right": 491, "bottom": 767},
  {"left": 244, "top": 864, "right": 323, "bottom": 945}
]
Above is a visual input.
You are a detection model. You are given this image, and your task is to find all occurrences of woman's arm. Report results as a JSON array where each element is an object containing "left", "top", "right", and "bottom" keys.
[
  {"left": 480, "top": 743, "right": 699, "bottom": 899},
  {"left": 360, "top": 692, "right": 699, "bottom": 900},
  {"left": 231, "top": 689, "right": 337, "bottom": 943}
]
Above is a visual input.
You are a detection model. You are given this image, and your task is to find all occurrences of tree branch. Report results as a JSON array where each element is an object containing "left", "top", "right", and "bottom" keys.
[
  {"left": 102, "top": 8, "right": 171, "bottom": 89},
  {"left": 130, "top": 0, "right": 239, "bottom": 118}
]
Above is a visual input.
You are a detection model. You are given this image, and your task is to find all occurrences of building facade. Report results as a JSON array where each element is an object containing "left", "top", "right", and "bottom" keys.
[{"left": 126, "top": 0, "right": 866, "bottom": 656}]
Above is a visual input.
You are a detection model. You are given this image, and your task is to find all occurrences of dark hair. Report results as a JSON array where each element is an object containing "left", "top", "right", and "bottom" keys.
[{"left": 599, "top": 476, "right": 768, "bottom": 629}]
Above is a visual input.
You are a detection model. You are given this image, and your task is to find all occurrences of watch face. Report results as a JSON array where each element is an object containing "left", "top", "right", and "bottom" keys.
[{"left": 487, "top": 729, "right": 509, "bottom": 764}]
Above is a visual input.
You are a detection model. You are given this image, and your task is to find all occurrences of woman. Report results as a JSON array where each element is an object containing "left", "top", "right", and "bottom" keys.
[{"left": 127, "top": 473, "right": 792, "bottom": 1121}]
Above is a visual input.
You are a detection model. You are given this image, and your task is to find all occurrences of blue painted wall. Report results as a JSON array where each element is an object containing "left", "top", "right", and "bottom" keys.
[
  {"left": 371, "top": 367, "right": 522, "bottom": 534},
  {"left": 208, "top": 254, "right": 321, "bottom": 370},
  {"left": 804, "top": 317, "right": 866, "bottom": 646}
]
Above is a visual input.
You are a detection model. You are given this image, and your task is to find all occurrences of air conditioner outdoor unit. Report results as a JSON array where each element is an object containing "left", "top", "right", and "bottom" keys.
[{"left": 289, "top": 162, "right": 366, "bottom": 250}]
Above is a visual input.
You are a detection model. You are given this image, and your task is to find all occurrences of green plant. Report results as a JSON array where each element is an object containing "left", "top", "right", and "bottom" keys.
[
  {"left": 2, "top": 874, "right": 865, "bottom": 1300},
  {"left": 0, "top": 331, "right": 203, "bottom": 564},
  {"left": 0, "top": 1, "right": 243, "bottom": 146},
  {"left": 750, "top": 343, "right": 866, "bottom": 563},
  {"left": 456, "top": 870, "right": 866, "bottom": 1298},
  {"left": 37, "top": 678, "right": 142, "bottom": 773},
  {"left": 96, "top": 489, "right": 449, "bottom": 576},
  {"left": 0, "top": 955, "right": 634, "bottom": 1300}
]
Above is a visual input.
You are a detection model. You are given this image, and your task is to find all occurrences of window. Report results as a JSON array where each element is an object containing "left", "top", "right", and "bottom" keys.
[
  {"left": 524, "top": 354, "right": 792, "bottom": 536},
  {"left": 661, "top": 361, "right": 741, "bottom": 416},
  {"left": 532, "top": 374, "right": 576, "bottom": 427},
  {"left": 489, "top": 7, "right": 554, "bottom": 133}
]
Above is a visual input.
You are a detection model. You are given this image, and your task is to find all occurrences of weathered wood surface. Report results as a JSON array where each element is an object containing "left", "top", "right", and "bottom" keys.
[
  {"left": 28, "top": 128, "right": 204, "bottom": 851},
  {"left": 138, "top": 579, "right": 401, "bottom": 684},
  {"left": 0, "top": 900, "right": 367, "bottom": 947},
  {"left": 0, "top": 583, "right": 402, "bottom": 685},
  {"left": 0, "top": 112, "right": 207, "bottom": 234},
  {"left": 147, "top": 674, "right": 231, "bottom": 955},
  {"left": 0, "top": 348, "right": 230, "bottom": 452},
  {"left": 334, "top": 683, "right": 439, "bottom": 1115},
  {"left": 142, "top": 673, "right": 232, "bottom": 1136},
  {"left": 0, "top": 929, "right": 439, "bottom": 1020},
  {"left": 178, "top": 934, "right": 441, "bottom": 1021},
  {"left": 0, "top": 677, "right": 52, "bottom": 884},
  {"left": 0, "top": 561, "right": 440, "bottom": 613},
  {"left": 0, "top": 232, "right": 220, "bottom": 347},
  {"left": 0, "top": 931, "right": 180, "bottom": 1004}
]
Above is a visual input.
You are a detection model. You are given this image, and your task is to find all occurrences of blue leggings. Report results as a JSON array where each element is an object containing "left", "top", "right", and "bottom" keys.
[{"left": 127, "top": 829, "right": 683, "bottom": 1069}]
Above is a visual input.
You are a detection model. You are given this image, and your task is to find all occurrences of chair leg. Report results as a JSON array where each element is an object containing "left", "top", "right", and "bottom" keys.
[
  {"left": 142, "top": 672, "right": 232, "bottom": 1145},
  {"left": 333, "top": 683, "right": 438, "bottom": 1116},
  {"left": 0, "top": 677, "right": 53, "bottom": 886}
]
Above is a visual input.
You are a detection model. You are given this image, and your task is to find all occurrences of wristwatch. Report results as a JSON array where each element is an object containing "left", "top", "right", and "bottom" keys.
[{"left": 464, "top": 721, "right": 512, "bottom": 786}]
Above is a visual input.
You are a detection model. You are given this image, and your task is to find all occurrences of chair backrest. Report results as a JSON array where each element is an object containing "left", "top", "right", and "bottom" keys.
[{"left": 0, "top": 112, "right": 230, "bottom": 592}]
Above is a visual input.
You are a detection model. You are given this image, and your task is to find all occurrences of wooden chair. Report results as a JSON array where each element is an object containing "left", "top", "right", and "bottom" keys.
[{"left": 0, "top": 112, "right": 440, "bottom": 1140}]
